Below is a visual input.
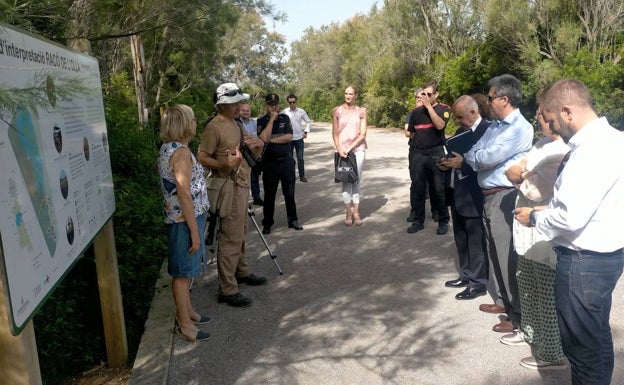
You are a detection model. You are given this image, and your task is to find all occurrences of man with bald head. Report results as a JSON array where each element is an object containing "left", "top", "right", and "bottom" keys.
[
  {"left": 515, "top": 79, "right": 624, "bottom": 384},
  {"left": 439, "top": 95, "right": 490, "bottom": 300},
  {"left": 449, "top": 75, "right": 533, "bottom": 333}
]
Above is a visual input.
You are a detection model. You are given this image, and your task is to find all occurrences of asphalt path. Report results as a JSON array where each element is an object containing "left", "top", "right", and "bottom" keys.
[{"left": 130, "top": 122, "right": 624, "bottom": 385}]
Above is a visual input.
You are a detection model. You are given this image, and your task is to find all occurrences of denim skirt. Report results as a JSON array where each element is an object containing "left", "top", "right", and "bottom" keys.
[{"left": 167, "top": 213, "right": 206, "bottom": 278}]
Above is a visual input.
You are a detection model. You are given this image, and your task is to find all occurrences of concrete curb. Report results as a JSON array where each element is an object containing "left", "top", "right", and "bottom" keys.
[{"left": 128, "top": 261, "right": 173, "bottom": 385}]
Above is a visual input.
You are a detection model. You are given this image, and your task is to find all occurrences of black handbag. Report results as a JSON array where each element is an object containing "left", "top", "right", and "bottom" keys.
[{"left": 334, "top": 152, "right": 359, "bottom": 183}]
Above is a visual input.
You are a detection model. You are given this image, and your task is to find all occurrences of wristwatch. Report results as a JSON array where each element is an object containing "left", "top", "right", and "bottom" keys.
[{"left": 529, "top": 209, "right": 537, "bottom": 227}]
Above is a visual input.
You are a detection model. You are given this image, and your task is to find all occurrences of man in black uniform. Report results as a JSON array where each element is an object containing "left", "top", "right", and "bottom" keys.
[
  {"left": 257, "top": 93, "right": 302, "bottom": 234},
  {"left": 406, "top": 80, "right": 451, "bottom": 235}
]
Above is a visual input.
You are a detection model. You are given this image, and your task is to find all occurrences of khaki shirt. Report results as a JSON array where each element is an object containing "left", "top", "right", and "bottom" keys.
[{"left": 199, "top": 117, "right": 250, "bottom": 187}]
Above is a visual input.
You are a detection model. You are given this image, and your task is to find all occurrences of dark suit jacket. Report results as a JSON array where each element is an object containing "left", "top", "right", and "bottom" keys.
[{"left": 446, "top": 119, "right": 490, "bottom": 217}]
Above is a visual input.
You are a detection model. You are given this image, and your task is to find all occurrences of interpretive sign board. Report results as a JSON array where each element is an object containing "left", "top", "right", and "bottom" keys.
[{"left": 0, "top": 23, "right": 115, "bottom": 334}]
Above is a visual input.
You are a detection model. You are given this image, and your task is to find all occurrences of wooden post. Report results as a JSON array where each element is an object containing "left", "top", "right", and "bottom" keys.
[
  {"left": 0, "top": 278, "right": 42, "bottom": 385},
  {"left": 93, "top": 220, "right": 128, "bottom": 367}
]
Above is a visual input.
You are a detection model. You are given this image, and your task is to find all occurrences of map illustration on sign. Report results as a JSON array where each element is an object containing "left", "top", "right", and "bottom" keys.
[{"left": 8, "top": 106, "right": 58, "bottom": 256}]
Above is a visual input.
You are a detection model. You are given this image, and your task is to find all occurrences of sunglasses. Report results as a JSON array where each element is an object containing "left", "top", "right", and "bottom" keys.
[
  {"left": 288, "top": 101, "right": 296, "bottom": 104},
  {"left": 488, "top": 95, "right": 503, "bottom": 102},
  {"left": 220, "top": 89, "right": 244, "bottom": 98}
]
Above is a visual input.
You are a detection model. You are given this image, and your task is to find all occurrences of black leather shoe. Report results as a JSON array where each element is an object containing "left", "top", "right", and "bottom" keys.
[
  {"left": 437, "top": 222, "right": 449, "bottom": 235},
  {"left": 253, "top": 198, "right": 264, "bottom": 206},
  {"left": 406, "top": 212, "right": 417, "bottom": 222},
  {"left": 299, "top": 177, "right": 308, "bottom": 182},
  {"left": 262, "top": 226, "right": 271, "bottom": 234},
  {"left": 445, "top": 278, "right": 468, "bottom": 288},
  {"left": 217, "top": 292, "right": 253, "bottom": 307},
  {"left": 236, "top": 273, "right": 268, "bottom": 286},
  {"left": 407, "top": 222, "right": 424, "bottom": 233},
  {"left": 455, "top": 287, "right": 487, "bottom": 300},
  {"left": 288, "top": 221, "right": 303, "bottom": 230}
]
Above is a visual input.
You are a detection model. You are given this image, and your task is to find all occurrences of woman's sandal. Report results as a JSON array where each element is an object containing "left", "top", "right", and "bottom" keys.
[
  {"left": 344, "top": 211, "right": 353, "bottom": 226},
  {"left": 174, "top": 323, "right": 210, "bottom": 341},
  {"left": 191, "top": 314, "right": 211, "bottom": 325},
  {"left": 353, "top": 213, "right": 362, "bottom": 226}
]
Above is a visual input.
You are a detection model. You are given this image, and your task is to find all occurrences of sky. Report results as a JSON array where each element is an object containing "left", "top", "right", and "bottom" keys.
[{"left": 265, "top": 0, "right": 381, "bottom": 49}]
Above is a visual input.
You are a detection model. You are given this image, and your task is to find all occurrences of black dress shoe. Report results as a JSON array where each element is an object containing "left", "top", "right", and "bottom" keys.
[
  {"left": 437, "top": 221, "right": 449, "bottom": 235},
  {"left": 217, "top": 292, "right": 253, "bottom": 307},
  {"left": 444, "top": 278, "right": 468, "bottom": 288},
  {"left": 288, "top": 221, "right": 303, "bottom": 230},
  {"left": 262, "top": 226, "right": 271, "bottom": 234},
  {"left": 455, "top": 287, "right": 487, "bottom": 300},
  {"left": 407, "top": 222, "right": 424, "bottom": 233},
  {"left": 253, "top": 198, "right": 264, "bottom": 206},
  {"left": 236, "top": 273, "right": 268, "bottom": 286}
]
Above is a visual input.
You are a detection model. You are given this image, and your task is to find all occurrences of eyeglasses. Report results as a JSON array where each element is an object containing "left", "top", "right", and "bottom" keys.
[
  {"left": 288, "top": 101, "right": 296, "bottom": 104},
  {"left": 220, "top": 89, "right": 243, "bottom": 98},
  {"left": 488, "top": 95, "right": 503, "bottom": 102},
  {"left": 420, "top": 92, "right": 434, "bottom": 97}
]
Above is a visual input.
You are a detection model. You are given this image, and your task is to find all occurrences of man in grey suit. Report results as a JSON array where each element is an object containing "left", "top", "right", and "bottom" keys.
[{"left": 440, "top": 95, "right": 490, "bottom": 300}]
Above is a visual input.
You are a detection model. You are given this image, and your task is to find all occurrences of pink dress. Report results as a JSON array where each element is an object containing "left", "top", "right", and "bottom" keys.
[{"left": 333, "top": 104, "right": 367, "bottom": 152}]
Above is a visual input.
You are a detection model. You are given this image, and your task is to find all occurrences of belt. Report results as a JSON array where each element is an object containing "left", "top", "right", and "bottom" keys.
[
  {"left": 482, "top": 186, "right": 513, "bottom": 196},
  {"left": 264, "top": 156, "right": 288, "bottom": 162},
  {"left": 553, "top": 246, "right": 624, "bottom": 256}
]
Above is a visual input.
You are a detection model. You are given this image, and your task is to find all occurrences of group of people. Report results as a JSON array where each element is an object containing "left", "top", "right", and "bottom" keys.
[
  {"left": 157, "top": 76, "right": 624, "bottom": 385},
  {"left": 156, "top": 84, "right": 316, "bottom": 341},
  {"left": 429, "top": 75, "right": 624, "bottom": 384}
]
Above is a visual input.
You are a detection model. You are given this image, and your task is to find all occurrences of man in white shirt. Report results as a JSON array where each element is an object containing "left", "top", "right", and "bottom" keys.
[
  {"left": 515, "top": 78, "right": 624, "bottom": 385},
  {"left": 282, "top": 93, "right": 311, "bottom": 182}
]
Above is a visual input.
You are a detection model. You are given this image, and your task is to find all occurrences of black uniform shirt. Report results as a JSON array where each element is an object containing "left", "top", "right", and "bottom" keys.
[{"left": 257, "top": 113, "right": 293, "bottom": 161}]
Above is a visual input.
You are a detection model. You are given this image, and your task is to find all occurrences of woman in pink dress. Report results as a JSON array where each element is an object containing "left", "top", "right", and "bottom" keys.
[{"left": 332, "top": 85, "right": 368, "bottom": 226}]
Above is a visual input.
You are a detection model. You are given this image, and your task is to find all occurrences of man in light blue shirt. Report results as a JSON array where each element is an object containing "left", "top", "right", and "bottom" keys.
[
  {"left": 239, "top": 103, "right": 263, "bottom": 205},
  {"left": 460, "top": 74, "right": 533, "bottom": 334},
  {"left": 282, "top": 93, "right": 311, "bottom": 182}
]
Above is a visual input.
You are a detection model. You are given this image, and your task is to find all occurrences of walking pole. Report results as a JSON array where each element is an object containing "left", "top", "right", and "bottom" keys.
[{"left": 247, "top": 202, "right": 283, "bottom": 275}]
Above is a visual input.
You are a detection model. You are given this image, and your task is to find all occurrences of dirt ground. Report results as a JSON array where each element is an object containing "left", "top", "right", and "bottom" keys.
[{"left": 66, "top": 364, "right": 131, "bottom": 385}]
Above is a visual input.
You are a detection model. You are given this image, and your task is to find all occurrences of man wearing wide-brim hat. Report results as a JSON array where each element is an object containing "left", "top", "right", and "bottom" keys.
[{"left": 198, "top": 82, "right": 267, "bottom": 308}]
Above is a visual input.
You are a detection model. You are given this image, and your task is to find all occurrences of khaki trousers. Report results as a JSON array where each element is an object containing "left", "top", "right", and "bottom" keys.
[{"left": 217, "top": 185, "right": 251, "bottom": 295}]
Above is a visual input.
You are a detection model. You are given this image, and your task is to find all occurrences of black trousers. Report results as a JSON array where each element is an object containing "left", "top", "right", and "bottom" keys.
[
  {"left": 408, "top": 146, "right": 449, "bottom": 224},
  {"left": 261, "top": 157, "right": 298, "bottom": 227},
  {"left": 451, "top": 207, "right": 488, "bottom": 289}
]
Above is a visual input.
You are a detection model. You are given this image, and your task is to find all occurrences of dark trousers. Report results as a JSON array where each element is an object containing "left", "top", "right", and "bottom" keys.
[
  {"left": 451, "top": 207, "right": 488, "bottom": 289},
  {"left": 262, "top": 158, "right": 298, "bottom": 227},
  {"left": 555, "top": 247, "right": 624, "bottom": 385},
  {"left": 250, "top": 163, "right": 262, "bottom": 200},
  {"left": 292, "top": 138, "right": 305, "bottom": 178},
  {"left": 408, "top": 146, "right": 449, "bottom": 224},
  {"left": 483, "top": 188, "right": 521, "bottom": 327}
]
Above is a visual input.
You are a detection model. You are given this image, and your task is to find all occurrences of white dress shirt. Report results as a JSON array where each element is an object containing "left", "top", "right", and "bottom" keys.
[
  {"left": 535, "top": 117, "right": 624, "bottom": 252},
  {"left": 282, "top": 107, "right": 311, "bottom": 140}
]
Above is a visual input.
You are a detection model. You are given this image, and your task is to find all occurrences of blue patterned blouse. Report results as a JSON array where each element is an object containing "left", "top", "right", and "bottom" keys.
[{"left": 158, "top": 141, "right": 209, "bottom": 223}]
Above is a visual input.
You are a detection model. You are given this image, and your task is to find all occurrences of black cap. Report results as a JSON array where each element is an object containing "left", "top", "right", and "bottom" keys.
[{"left": 265, "top": 93, "right": 280, "bottom": 104}]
